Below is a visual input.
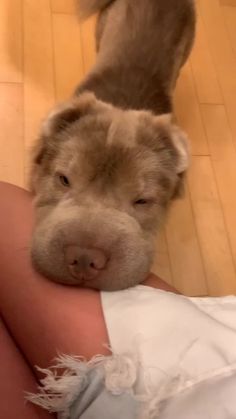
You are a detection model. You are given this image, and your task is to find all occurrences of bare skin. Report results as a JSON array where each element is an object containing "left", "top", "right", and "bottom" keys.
[
  {"left": 0, "top": 182, "right": 178, "bottom": 418},
  {"left": 0, "top": 317, "right": 54, "bottom": 419}
]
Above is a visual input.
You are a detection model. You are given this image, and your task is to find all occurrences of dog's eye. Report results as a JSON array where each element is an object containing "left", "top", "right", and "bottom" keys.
[
  {"left": 134, "top": 198, "right": 148, "bottom": 206},
  {"left": 57, "top": 173, "right": 70, "bottom": 187}
]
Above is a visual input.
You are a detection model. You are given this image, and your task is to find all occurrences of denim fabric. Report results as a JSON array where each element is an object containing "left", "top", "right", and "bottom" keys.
[{"left": 70, "top": 366, "right": 139, "bottom": 419}]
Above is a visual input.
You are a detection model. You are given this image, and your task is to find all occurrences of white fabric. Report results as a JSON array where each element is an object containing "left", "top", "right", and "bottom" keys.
[{"left": 101, "top": 286, "right": 236, "bottom": 418}]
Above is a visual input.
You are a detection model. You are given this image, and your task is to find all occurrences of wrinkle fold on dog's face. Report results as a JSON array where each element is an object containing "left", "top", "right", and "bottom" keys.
[{"left": 30, "top": 92, "right": 189, "bottom": 291}]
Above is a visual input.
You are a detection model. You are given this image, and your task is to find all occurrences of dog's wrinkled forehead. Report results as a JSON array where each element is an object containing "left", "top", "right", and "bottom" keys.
[
  {"left": 33, "top": 92, "right": 189, "bottom": 195},
  {"left": 59, "top": 98, "right": 152, "bottom": 151},
  {"left": 55, "top": 107, "right": 161, "bottom": 192}
]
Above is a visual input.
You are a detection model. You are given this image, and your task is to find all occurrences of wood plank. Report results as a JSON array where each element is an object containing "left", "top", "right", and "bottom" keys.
[
  {"left": 165, "top": 187, "right": 207, "bottom": 296},
  {"left": 222, "top": 6, "right": 236, "bottom": 57},
  {"left": 220, "top": 0, "right": 236, "bottom": 6},
  {"left": 152, "top": 230, "right": 173, "bottom": 286},
  {"left": 0, "top": 84, "right": 24, "bottom": 187},
  {"left": 80, "top": 16, "right": 97, "bottom": 74},
  {"left": 52, "top": 13, "right": 84, "bottom": 101},
  {"left": 200, "top": 104, "right": 236, "bottom": 287},
  {"left": 190, "top": 8, "right": 222, "bottom": 104},
  {"left": 0, "top": 0, "right": 22, "bottom": 82},
  {"left": 51, "top": 0, "right": 76, "bottom": 14},
  {"left": 188, "top": 156, "right": 236, "bottom": 296},
  {"left": 174, "top": 62, "right": 209, "bottom": 156},
  {"left": 199, "top": 0, "right": 236, "bottom": 148},
  {"left": 23, "top": 0, "right": 55, "bottom": 183}
]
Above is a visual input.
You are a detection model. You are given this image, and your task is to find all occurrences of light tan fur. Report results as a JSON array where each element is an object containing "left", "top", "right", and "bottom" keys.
[{"left": 30, "top": 0, "right": 195, "bottom": 290}]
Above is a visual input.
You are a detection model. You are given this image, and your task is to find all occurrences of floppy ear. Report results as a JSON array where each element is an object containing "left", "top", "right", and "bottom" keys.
[
  {"left": 170, "top": 125, "right": 190, "bottom": 198},
  {"left": 41, "top": 92, "right": 97, "bottom": 138},
  {"left": 155, "top": 114, "right": 190, "bottom": 198},
  {"left": 32, "top": 92, "right": 98, "bottom": 164},
  {"left": 158, "top": 115, "right": 189, "bottom": 171},
  {"left": 156, "top": 114, "right": 189, "bottom": 172},
  {"left": 29, "top": 92, "right": 98, "bottom": 192},
  {"left": 170, "top": 125, "right": 189, "bottom": 175}
]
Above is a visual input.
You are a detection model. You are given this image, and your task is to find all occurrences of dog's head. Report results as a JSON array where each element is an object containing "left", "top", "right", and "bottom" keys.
[{"left": 30, "top": 92, "right": 189, "bottom": 290}]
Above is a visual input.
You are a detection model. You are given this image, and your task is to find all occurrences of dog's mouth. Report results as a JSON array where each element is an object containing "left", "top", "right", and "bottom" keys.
[
  {"left": 31, "top": 213, "right": 154, "bottom": 291},
  {"left": 32, "top": 241, "right": 151, "bottom": 291}
]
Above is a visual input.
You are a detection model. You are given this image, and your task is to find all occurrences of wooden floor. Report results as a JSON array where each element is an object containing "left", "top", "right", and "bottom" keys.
[{"left": 1, "top": 0, "right": 236, "bottom": 296}]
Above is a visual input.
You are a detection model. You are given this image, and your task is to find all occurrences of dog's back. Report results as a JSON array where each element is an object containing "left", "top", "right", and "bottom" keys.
[{"left": 78, "top": 0, "right": 196, "bottom": 114}]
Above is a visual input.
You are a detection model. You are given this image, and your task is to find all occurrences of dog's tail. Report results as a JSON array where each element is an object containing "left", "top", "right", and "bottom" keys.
[{"left": 78, "top": 0, "right": 115, "bottom": 19}]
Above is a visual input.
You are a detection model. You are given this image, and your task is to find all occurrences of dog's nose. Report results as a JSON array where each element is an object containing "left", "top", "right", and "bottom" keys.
[{"left": 65, "top": 245, "right": 108, "bottom": 281}]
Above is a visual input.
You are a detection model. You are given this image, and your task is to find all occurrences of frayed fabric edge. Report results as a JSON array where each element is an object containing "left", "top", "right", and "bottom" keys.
[
  {"left": 26, "top": 351, "right": 140, "bottom": 419},
  {"left": 26, "top": 351, "right": 236, "bottom": 419},
  {"left": 27, "top": 354, "right": 94, "bottom": 419}
]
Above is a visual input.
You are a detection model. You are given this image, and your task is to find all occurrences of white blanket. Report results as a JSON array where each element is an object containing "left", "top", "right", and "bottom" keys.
[{"left": 101, "top": 286, "right": 236, "bottom": 418}]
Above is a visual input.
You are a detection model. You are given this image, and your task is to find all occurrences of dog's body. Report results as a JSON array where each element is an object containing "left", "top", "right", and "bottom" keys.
[
  {"left": 78, "top": 0, "right": 195, "bottom": 114},
  {"left": 30, "top": 0, "right": 196, "bottom": 291}
]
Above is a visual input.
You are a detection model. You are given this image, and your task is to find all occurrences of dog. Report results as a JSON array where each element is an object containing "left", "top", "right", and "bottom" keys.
[{"left": 30, "top": 0, "right": 196, "bottom": 291}]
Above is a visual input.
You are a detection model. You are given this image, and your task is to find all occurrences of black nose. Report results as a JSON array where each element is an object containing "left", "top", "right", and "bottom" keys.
[{"left": 64, "top": 245, "right": 108, "bottom": 281}]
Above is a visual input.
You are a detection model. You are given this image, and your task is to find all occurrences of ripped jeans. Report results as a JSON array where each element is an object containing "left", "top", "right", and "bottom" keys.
[
  {"left": 27, "top": 287, "right": 236, "bottom": 419},
  {"left": 27, "top": 354, "right": 141, "bottom": 419},
  {"left": 27, "top": 351, "right": 236, "bottom": 419}
]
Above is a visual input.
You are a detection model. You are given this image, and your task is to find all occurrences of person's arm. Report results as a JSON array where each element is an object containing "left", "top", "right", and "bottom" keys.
[{"left": 0, "top": 182, "right": 178, "bottom": 377}]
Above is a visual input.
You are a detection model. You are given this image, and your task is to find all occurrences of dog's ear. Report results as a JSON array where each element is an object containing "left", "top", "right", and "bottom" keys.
[
  {"left": 155, "top": 114, "right": 190, "bottom": 198},
  {"left": 170, "top": 123, "right": 189, "bottom": 198},
  {"left": 156, "top": 114, "right": 189, "bottom": 175},
  {"left": 156, "top": 113, "right": 189, "bottom": 174},
  {"left": 32, "top": 93, "right": 99, "bottom": 166},
  {"left": 169, "top": 124, "right": 189, "bottom": 176},
  {"left": 41, "top": 92, "right": 97, "bottom": 138},
  {"left": 29, "top": 93, "right": 98, "bottom": 192}
]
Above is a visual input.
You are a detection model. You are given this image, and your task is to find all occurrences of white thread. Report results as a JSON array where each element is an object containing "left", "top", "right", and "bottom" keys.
[{"left": 104, "top": 353, "right": 137, "bottom": 395}]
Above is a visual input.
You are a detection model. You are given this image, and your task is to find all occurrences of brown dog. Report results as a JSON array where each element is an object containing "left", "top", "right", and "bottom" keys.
[{"left": 30, "top": 0, "right": 196, "bottom": 290}]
